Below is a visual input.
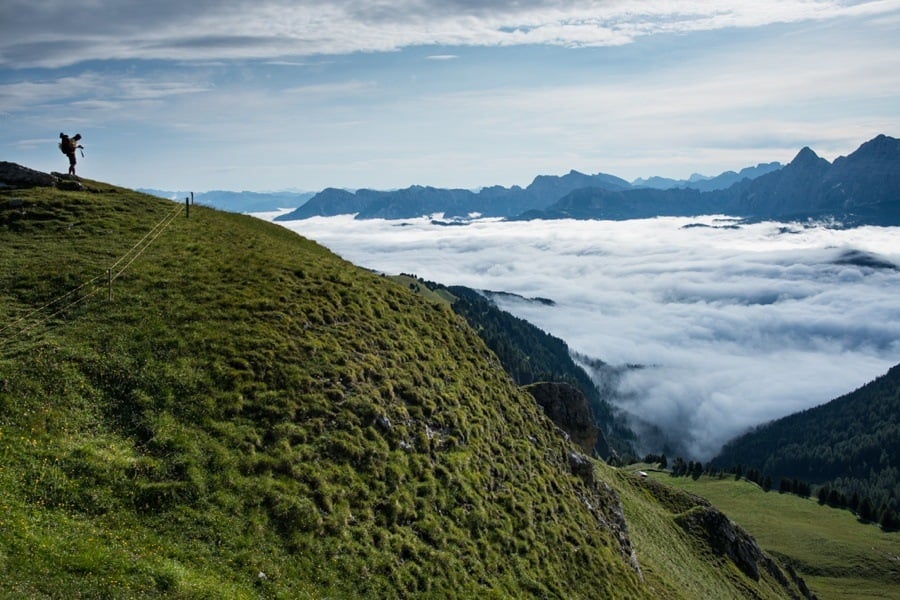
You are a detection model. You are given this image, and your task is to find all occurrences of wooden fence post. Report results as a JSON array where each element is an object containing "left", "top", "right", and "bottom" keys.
[{"left": 185, "top": 197, "right": 190, "bottom": 218}]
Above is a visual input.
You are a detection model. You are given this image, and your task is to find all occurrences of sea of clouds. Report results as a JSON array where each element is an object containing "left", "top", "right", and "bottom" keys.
[{"left": 264, "top": 213, "right": 900, "bottom": 459}]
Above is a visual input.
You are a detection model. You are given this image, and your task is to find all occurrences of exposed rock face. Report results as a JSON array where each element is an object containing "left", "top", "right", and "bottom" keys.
[
  {"left": 529, "top": 384, "right": 643, "bottom": 576},
  {"left": 674, "top": 506, "right": 816, "bottom": 598},
  {"left": 0, "top": 162, "right": 57, "bottom": 188},
  {"left": 568, "top": 450, "right": 596, "bottom": 485},
  {"left": 675, "top": 506, "right": 767, "bottom": 580},
  {"left": 633, "top": 474, "right": 816, "bottom": 599},
  {"left": 525, "top": 381, "right": 612, "bottom": 458},
  {"left": 0, "top": 162, "right": 86, "bottom": 191},
  {"left": 50, "top": 172, "right": 85, "bottom": 191},
  {"left": 564, "top": 448, "right": 642, "bottom": 576}
]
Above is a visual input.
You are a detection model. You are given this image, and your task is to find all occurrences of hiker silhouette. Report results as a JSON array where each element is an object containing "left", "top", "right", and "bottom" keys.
[{"left": 59, "top": 133, "right": 84, "bottom": 176}]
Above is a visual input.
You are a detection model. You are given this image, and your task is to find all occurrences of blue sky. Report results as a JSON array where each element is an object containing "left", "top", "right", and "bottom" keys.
[{"left": 2, "top": 1, "right": 899, "bottom": 192}]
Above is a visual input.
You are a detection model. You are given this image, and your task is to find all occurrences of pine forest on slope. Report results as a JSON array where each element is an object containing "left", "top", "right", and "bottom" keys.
[{"left": 713, "top": 363, "right": 900, "bottom": 514}]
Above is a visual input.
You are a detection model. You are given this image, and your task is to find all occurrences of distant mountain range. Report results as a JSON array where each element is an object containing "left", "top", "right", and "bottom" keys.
[
  {"left": 631, "top": 162, "right": 782, "bottom": 192},
  {"left": 274, "top": 134, "right": 899, "bottom": 227},
  {"left": 275, "top": 171, "right": 633, "bottom": 221},
  {"left": 514, "top": 135, "right": 900, "bottom": 226}
]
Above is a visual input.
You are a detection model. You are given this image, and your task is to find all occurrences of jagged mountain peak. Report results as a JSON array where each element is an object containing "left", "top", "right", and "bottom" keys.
[
  {"left": 846, "top": 133, "right": 900, "bottom": 160},
  {"left": 789, "top": 146, "right": 829, "bottom": 168}
]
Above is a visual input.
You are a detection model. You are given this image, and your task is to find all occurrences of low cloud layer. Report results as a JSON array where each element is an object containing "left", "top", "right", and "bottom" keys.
[{"left": 271, "top": 214, "right": 900, "bottom": 459}]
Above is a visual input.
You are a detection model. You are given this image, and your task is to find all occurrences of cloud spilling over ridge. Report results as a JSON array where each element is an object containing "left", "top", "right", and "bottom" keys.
[
  {"left": 2, "top": 0, "right": 897, "bottom": 68},
  {"left": 270, "top": 214, "right": 900, "bottom": 459}
]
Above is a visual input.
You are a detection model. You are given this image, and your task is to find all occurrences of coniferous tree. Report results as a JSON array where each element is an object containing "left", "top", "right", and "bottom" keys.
[
  {"left": 880, "top": 507, "right": 900, "bottom": 531},
  {"left": 859, "top": 497, "right": 875, "bottom": 522},
  {"left": 827, "top": 488, "right": 843, "bottom": 508},
  {"left": 691, "top": 461, "right": 703, "bottom": 480}
]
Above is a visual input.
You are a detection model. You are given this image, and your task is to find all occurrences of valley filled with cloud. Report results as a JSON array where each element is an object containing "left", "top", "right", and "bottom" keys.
[{"left": 270, "top": 214, "right": 900, "bottom": 459}]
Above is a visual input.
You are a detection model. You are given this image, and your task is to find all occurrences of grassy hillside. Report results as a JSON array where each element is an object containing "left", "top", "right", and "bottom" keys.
[
  {"left": 652, "top": 471, "right": 900, "bottom": 599},
  {"left": 2, "top": 177, "right": 806, "bottom": 598},
  {"left": 390, "top": 276, "right": 636, "bottom": 457}
]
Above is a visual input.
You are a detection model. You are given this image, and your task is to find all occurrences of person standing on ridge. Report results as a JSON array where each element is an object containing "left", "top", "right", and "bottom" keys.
[{"left": 59, "top": 133, "right": 84, "bottom": 176}]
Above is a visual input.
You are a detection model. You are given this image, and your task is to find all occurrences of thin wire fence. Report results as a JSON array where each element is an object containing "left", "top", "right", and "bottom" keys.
[{"left": 0, "top": 200, "right": 187, "bottom": 355}]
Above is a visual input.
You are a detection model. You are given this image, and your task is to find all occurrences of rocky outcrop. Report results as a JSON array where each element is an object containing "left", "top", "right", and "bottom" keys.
[
  {"left": 627, "top": 474, "right": 815, "bottom": 598},
  {"left": 525, "top": 381, "right": 613, "bottom": 457},
  {"left": 50, "top": 173, "right": 85, "bottom": 191},
  {"left": 675, "top": 505, "right": 816, "bottom": 598},
  {"left": 563, "top": 448, "right": 642, "bottom": 577},
  {"left": 568, "top": 450, "right": 596, "bottom": 485},
  {"left": 676, "top": 506, "right": 767, "bottom": 579},
  {"left": 0, "top": 162, "right": 57, "bottom": 188},
  {"left": 0, "top": 162, "right": 84, "bottom": 191}
]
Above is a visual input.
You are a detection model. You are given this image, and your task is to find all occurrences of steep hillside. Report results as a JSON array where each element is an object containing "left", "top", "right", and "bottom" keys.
[
  {"left": 1, "top": 172, "right": 808, "bottom": 598},
  {"left": 656, "top": 472, "right": 900, "bottom": 600},
  {"left": 439, "top": 283, "right": 636, "bottom": 457},
  {"left": 713, "top": 364, "right": 900, "bottom": 512}
]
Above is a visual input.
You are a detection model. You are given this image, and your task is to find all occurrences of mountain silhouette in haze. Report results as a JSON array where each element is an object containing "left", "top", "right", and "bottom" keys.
[
  {"left": 632, "top": 162, "right": 783, "bottom": 192},
  {"left": 520, "top": 135, "right": 900, "bottom": 226},
  {"left": 275, "top": 135, "right": 898, "bottom": 227},
  {"left": 275, "top": 170, "right": 632, "bottom": 221}
]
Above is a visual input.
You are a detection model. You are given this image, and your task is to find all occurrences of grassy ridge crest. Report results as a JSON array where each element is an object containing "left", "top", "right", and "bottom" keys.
[{"left": 1, "top": 179, "right": 807, "bottom": 598}]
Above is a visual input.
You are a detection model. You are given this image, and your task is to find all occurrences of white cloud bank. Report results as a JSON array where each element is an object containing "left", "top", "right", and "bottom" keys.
[
  {"left": 269, "top": 214, "right": 900, "bottom": 459},
  {"left": 3, "top": 0, "right": 899, "bottom": 68}
]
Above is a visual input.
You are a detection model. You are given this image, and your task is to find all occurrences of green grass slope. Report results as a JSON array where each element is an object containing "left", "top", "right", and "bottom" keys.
[
  {"left": 653, "top": 472, "right": 900, "bottom": 599},
  {"left": 1, "top": 178, "right": 806, "bottom": 598}
]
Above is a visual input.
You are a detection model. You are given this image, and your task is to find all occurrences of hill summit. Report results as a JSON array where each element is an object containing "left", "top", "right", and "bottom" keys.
[{"left": 0, "top": 167, "right": 811, "bottom": 598}]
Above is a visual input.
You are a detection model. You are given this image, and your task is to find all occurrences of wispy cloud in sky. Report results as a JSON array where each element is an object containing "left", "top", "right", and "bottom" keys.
[
  {"left": 1, "top": 1, "right": 899, "bottom": 190},
  {"left": 268, "top": 214, "right": 900, "bottom": 459},
  {"left": 3, "top": 1, "right": 896, "bottom": 68}
]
